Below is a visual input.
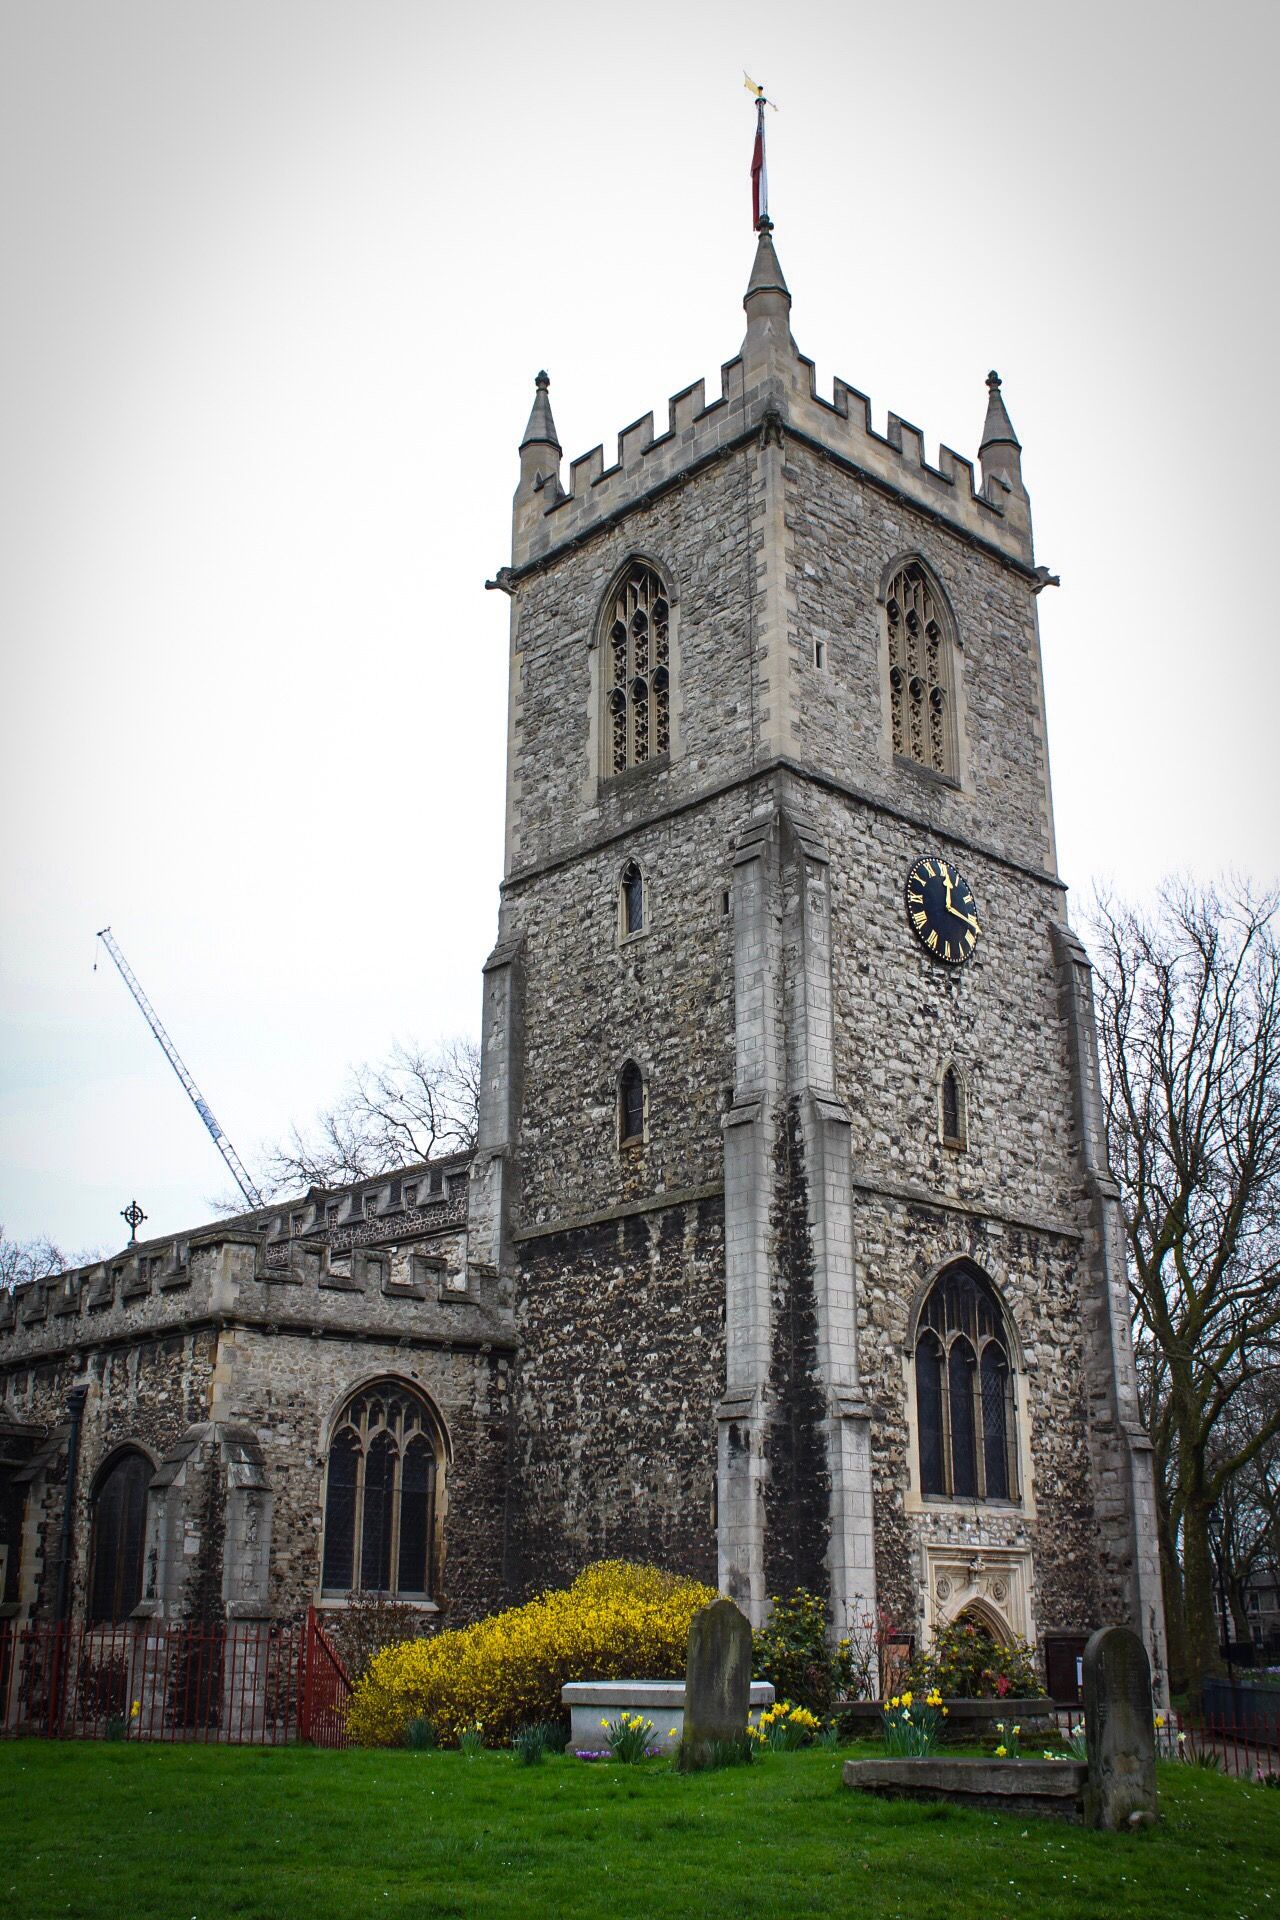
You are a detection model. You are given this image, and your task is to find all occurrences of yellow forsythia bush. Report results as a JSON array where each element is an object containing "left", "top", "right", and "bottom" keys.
[{"left": 345, "top": 1560, "right": 719, "bottom": 1747}]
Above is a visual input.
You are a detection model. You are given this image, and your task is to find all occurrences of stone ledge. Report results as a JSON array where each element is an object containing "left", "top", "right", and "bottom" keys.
[{"left": 843, "top": 1756, "right": 1087, "bottom": 1821}]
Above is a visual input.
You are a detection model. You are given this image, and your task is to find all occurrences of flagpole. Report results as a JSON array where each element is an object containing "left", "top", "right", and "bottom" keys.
[{"left": 744, "top": 75, "right": 773, "bottom": 231}]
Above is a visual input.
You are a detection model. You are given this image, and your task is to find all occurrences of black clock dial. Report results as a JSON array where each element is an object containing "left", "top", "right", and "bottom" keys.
[{"left": 905, "top": 855, "right": 982, "bottom": 967}]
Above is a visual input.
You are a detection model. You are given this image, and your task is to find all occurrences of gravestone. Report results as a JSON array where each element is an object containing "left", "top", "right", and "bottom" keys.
[
  {"left": 680, "top": 1597, "right": 752, "bottom": 1770},
  {"left": 1082, "top": 1625, "right": 1158, "bottom": 1830}
]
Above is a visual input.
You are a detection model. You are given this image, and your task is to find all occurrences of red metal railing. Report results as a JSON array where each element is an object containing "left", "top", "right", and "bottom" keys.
[
  {"left": 299, "top": 1607, "right": 352, "bottom": 1748},
  {"left": 0, "top": 1613, "right": 350, "bottom": 1746},
  {"left": 1052, "top": 1704, "right": 1280, "bottom": 1780}
]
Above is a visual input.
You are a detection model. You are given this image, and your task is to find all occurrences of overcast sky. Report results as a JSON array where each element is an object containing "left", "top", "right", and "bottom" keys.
[{"left": 2, "top": 0, "right": 1276, "bottom": 1254}]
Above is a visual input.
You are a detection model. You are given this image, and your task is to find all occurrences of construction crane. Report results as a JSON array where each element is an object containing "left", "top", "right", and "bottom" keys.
[{"left": 95, "top": 926, "right": 264, "bottom": 1210}]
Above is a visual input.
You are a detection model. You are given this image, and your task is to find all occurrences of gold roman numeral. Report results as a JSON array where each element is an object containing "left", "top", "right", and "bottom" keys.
[
  {"left": 926, "top": 929, "right": 939, "bottom": 951},
  {"left": 912, "top": 910, "right": 927, "bottom": 930},
  {"left": 907, "top": 890, "right": 924, "bottom": 906},
  {"left": 965, "top": 929, "right": 976, "bottom": 948}
]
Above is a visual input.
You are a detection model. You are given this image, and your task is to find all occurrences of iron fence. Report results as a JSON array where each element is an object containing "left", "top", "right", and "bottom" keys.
[
  {"left": 1052, "top": 1704, "right": 1280, "bottom": 1780},
  {"left": 0, "top": 1610, "right": 350, "bottom": 1746}
]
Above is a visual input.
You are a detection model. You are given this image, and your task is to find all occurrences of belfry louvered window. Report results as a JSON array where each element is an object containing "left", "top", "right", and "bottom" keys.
[
  {"left": 915, "top": 1265, "right": 1017, "bottom": 1502},
  {"left": 886, "top": 562, "right": 956, "bottom": 778},
  {"left": 321, "top": 1381, "right": 441, "bottom": 1598},
  {"left": 606, "top": 563, "right": 671, "bottom": 774}
]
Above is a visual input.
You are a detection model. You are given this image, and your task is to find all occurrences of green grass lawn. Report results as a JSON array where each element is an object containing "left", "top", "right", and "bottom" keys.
[{"left": 1, "top": 1742, "right": 1276, "bottom": 1920}]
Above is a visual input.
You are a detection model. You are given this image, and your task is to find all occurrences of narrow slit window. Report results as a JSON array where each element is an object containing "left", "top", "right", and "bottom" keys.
[
  {"left": 621, "top": 862, "right": 645, "bottom": 937},
  {"left": 619, "top": 1060, "right": 645, "bottom": 1145},
  {"left": 941, "top": 1064, "right": 966, "bottom": 1148}
]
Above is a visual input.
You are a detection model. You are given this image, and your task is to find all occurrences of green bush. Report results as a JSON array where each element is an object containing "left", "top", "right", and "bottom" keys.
[
  {"left": 752, "top": 1590, "right": 853, "bottom": 1717},
  {"left": 905, "top": 1617, "right": 1044, "bottom": 1699}
]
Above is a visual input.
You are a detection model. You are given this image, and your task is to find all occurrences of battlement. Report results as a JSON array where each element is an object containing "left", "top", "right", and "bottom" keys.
[
  {"left": 512, "top": 239, "right": 1035, "bottom": 576},
  {"left": 0, "top": 1152, "right": 508, "bottom": 1366}
]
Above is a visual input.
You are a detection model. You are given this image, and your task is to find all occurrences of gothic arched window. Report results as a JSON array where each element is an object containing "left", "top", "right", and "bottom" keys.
[
  {"left": 620, "top": 861, "right": 645, "bottom": 938},
  {"left": 915, "top": 1266, "right": 1016, "bottom": 1502},
  {"left": 885, "top": 561, "right": 956, "bottom": 779},
  {"left": 321, "top": 1382, "right": 443, "bottom": 1599},
  {"left": 619, "top": 1060, "right": 645, "bottom": 1146},
  {"left": 88, "top": 1449, "right": 151, "bottom": 1624},
  {"left": 604, "top": 563, "right": 671, "bottom": 775},
  {"left": 940, "top": 1063, "right": 967, "bottom": 1149}
]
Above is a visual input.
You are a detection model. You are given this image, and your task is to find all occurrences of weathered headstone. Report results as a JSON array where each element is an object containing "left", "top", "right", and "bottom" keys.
[
  {"left": 1082, "top": 1625, "right": 1158, "bottom": 1830},
  {"left": 680, "top": 1597, "right": 752, "bottom": 1770}
]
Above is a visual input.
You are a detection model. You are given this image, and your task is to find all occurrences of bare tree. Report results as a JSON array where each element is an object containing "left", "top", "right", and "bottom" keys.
[
  {"left": 1207, "top": 1376, "right": 1280, "bottom": 1647},
  {"left": 0, "top": 1229, "right": 112, "bottom": 1290},
  {"left": 261, "top": 1036, "right": 481, "bottom": 1196},
  {"left": 0, "top": 1229, "right": 70, "bottom": 1292},
  {"left": 1091, "top": 879, "right": 1280, "bottom": 1700}
]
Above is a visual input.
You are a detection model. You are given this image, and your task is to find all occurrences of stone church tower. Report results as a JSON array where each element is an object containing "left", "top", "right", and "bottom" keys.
[
  {"left": 471, "top": 221, "right": 1167, "bottom": 1683},
  {"left": 0, "top": 222, "right": 1166, "bottom": 1707}
]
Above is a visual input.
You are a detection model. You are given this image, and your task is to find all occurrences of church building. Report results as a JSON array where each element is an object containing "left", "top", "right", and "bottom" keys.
[{"left": 0, "top": 220, "right": 1168, "bottom": 1707}]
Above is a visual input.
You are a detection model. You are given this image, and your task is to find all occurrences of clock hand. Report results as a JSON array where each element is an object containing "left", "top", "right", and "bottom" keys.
[{"left": 942, "top": 871, "right": 981, "bottom": 933}]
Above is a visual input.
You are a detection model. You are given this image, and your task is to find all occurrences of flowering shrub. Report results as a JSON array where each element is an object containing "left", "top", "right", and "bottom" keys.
[
  {"left": 345, "top": 1560, "right": 718, "bottom": 1747},
  {"left": 881, "top": 1688, "right": 946, "bottom": 1756},
  {"left": 752, "top": 1590, "right": 854, "bottom": 1716},
  {"left": 600, "top": 1711, "right": 675, "bottom": 1762},
  {"left": 905, "top": 1618, "right": 1044, "bottom": 1700},
  {"left": 748, "top": 1700, "right": 822, "bottom": 1751}
]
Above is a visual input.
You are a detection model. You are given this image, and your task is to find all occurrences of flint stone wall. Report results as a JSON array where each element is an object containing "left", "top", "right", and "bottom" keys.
[{"left": 511, "top": 1199, "right": 724, "bottom": 1598}]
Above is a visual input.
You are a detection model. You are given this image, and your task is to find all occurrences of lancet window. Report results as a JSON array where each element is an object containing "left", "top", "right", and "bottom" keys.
[
  {"left": 321, "top": 1382, "right": 442, "bottom": 1599},
  {"left": 88, "top": 1448, "right": 151, "bottom": 1624},
  {"left": 885, "top": 562, "right": 956, "bottom": 778},
  {"left": 620, "top": 861, "right": 645, "bottom": 938},
  {"left": 619, "top": 1060, "right": 645, "bottom": 1146},
  {"left": 940, "top": 1063, "right": 967, "bottom": 1149},
  {"left": 605, "top": 563, "right": 671, "bottom": 774},
  {"left": 915, "top": 1266, "right": 1016, "bottom": 1502}
]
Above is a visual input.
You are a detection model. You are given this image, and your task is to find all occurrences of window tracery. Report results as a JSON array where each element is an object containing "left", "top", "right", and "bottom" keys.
[
  {"left": 605, "top": 564, "right": 670, "bottom": 774},
  {"left": 321, "top": 1382, "right": 441, "bottom": 1599},
  {"left": 915, "top": 1266, "right": 1016, "bottom": 1502},
  {"left": 88, "top": 1449, "right": 151, "bottom": 1624},
  {"left": 885, "top": 562, "right": 956, "bottom": 778}
]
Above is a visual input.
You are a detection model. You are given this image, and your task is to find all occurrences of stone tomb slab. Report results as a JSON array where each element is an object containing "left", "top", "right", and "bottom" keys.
[
  {"left": 562, "top": 1678, "right": 775, "bottom": 1755},
  {"left": 843, "top": 1756, "right": 1088, "bottom": 1821}
]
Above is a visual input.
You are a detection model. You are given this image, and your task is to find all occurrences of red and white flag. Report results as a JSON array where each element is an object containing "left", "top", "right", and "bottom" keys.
[{"left": 745, "top": 74, "right": 768, "bottom": 229}]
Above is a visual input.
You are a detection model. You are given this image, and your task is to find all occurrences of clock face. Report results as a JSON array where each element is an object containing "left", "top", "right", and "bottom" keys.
[{"left": 906, "top": 855, "right": 982, "bottom": 967}]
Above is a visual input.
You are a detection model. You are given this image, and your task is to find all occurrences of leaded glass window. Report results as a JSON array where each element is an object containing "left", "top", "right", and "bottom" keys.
[
  {"left": 605, "top": 564, "right": 670, "bottom": 774},
  {"left": 915, "top": 1266, "right": 1017, "bottom": 1501},
  {"left": 321, "top": 1382, "right": 441, "bottom": 1598},
  {"left": 88, "top": 1449, "right": 151, "bottom": 1624},
  {"left": 885, "top": 562, "right": 955, "bottom": 778}
]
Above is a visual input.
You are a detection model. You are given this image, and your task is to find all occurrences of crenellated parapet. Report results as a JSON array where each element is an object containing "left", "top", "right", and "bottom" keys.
[
  {"left": 510, "top": 227, "right": 1035, "bottom": 577},
  {"left": 0, "top": 1152, "right": 512, "bottom": 1370}
]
